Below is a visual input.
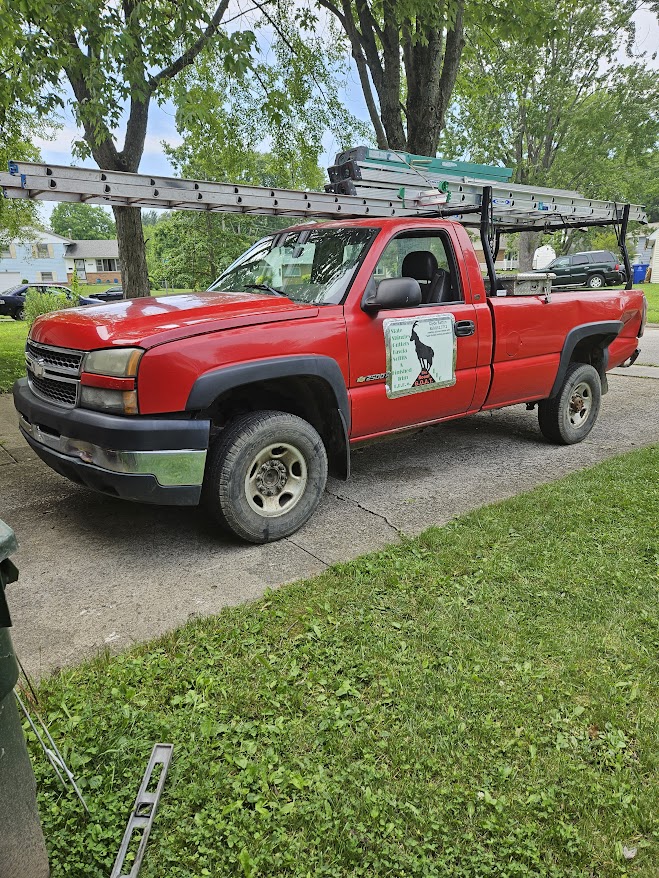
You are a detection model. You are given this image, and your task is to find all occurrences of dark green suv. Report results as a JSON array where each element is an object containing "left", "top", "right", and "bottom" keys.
[{"left": 543, "top": 250, "right": 626, "bottom": 289}]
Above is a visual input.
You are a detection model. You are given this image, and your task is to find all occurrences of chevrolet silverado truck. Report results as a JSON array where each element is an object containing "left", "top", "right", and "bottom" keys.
[{"left": 13, "top": 218, "right": 647, "bottom": 543}]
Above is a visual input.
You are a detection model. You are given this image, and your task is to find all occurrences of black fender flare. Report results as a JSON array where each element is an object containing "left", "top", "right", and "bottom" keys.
[
  {"left": 186, "top": 355, "right": 351, "bottom": 479},
  {"left": 549, "top": 320, "right": 623, "bottom": 398}
]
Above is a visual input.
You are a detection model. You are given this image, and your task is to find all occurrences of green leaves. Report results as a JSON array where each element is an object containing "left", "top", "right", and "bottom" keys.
[
  {"left": 50, "top": 203, "right": 116, "bottom": 240},
  {"left": 442, "top": 0, "right": 659, "bottom": 207}
]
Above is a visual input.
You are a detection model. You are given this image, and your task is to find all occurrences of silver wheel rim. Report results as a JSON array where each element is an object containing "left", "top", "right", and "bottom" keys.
[
  {"left": 589, "top": 276, "right": 603, "bottom": 288},
  {"left": 244, "top": 442, "right": 308, "bottom": 517},
  {"left": 568, "top": 381, "right": 593, "bottom": 428}
]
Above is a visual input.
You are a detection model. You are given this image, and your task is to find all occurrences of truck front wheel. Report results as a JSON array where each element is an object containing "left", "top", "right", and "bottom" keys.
[
  {"left": 537, "top": 362, "right": 602, "bottom": 444},
  {"left": 204, "top": 410, "right": 328, "bottom": 543}
]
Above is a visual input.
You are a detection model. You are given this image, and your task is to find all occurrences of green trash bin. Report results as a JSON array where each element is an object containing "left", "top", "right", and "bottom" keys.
[{"left": 0, "top": 520, "right": 50, "bottom": 878}]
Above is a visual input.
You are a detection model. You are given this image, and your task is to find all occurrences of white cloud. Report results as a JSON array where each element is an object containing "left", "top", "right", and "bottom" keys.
[
  {"left": 33, "top": 124, "right": 84, "bottom": 153},
  {"left": 143, "top": 130, "right": 183, "bottom": 153}
]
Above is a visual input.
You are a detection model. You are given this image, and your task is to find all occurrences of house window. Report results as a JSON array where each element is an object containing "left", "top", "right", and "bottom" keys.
[
  {"left": 36, "top": 243, "right": 50, "bottom": 258},
  {"left": 96, "top": 258, "right": 119, "bottom": 272},
  {"left": 1, "top": 246, "right": 11, "bottom": 259},
  {"left": 39, "top": 271, "right": 55, "bottom": 282}
]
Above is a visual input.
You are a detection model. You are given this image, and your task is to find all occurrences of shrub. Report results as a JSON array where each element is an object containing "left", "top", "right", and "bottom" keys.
[
  {"left": 69, "top": 267, "right": 82, "bottom": 305},
  {"left": 24, "top": 288, "right": 73, "bottom": 326}
]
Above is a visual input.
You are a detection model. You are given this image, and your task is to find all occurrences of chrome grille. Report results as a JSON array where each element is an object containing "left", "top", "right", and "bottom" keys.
[
  {"left": 29, "top": 374, "right": 78, "bottom": 406},
  {"left": 26, "top": 341, "right": 83, "bottom": 375},
  {"left": 25, "top": 340, "right": 83, "bottom": 408}
]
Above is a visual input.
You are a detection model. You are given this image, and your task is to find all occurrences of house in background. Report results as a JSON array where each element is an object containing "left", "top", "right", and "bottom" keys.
[
  {"left": 468, "top": 232, "right": 517, "bottom": 271},
  {"left": 647, "top": 228, "right": 659, "bottom": 283},
  {"left": 0, "top": 231, "right": 71, "bottom": 290},
  {"left": 64, "top": 240, "right": 122, "bottom": 285},
  {"left": 0, "top": 232, "right": 123, "bottom": 291}
]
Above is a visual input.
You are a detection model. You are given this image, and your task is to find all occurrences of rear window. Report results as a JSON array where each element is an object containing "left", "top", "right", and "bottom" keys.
[{"left": 587, "top": 251, "right": 615, "bottom": 263}]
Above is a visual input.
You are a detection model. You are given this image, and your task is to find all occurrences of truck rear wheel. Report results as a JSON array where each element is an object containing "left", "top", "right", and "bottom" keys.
[
  {"left": 537, "top": 362, "right": 601, "bottom": 444},
  {"left": 204, "top": 410, "right": 328, "bottom": 543}
]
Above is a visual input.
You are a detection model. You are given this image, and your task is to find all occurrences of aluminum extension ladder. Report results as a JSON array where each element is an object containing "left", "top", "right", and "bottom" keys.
[{"left": 0, "top": 155, "right": 647, "bottom": 230}]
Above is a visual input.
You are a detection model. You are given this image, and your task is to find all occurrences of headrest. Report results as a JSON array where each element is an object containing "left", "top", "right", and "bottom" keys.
[{"left": 401, "top": 250, "right": 438, "bottom": 282}]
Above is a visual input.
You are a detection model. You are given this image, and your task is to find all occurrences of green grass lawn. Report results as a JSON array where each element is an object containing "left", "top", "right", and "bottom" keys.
[
  {"left": 0, "top": 318, "right": 28, "bottom": 392},
  {"left": 609, "top": 283, "right": 658, "bottom": 323},
  {"left": 28, "top": 447, "right": 658, "bottom": 877},
  {"left": 637, "top": 283, "right": 659, "bottom": 324}
]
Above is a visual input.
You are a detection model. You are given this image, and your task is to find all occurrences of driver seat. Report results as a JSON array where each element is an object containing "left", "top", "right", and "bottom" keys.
[{"left": 401, "top": 251, "right": 453, "bottom": 304}]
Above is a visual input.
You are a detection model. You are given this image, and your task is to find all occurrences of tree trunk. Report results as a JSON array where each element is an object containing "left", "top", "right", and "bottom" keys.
[
  {"left": 405, "top": 3, "right": 465, "bottom": 157},
  {"left": 112, "top": 206, "right": 150, "bottom": 298},
  {"left": 518, "top": 231, "right": 540, "bottom": 271}
]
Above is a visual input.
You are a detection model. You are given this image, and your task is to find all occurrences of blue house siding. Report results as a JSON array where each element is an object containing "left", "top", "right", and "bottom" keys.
[{"left": 0, "top": 240, "right": 69, "bottom": 284}]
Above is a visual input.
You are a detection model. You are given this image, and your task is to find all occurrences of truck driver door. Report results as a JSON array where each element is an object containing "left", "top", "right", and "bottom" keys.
[{"left": 346, "top": 228, "right": 480, "bottom": 439}]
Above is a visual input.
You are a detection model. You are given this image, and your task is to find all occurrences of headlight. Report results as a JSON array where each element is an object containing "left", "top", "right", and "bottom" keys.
[{"left": 84, "top": 347, "right": 143, "bottom": 377}]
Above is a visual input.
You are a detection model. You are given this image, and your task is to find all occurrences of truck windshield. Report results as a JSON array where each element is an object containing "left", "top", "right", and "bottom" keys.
[{"left": 207, "top": 227, "right": 375, "bottom": 305}]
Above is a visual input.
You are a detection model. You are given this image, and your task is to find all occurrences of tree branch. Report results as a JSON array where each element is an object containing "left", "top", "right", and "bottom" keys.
[
  {"left": 319, "top": 0, "right": 388, "bottom": 147},
  {"left": 62, "top": 31, "right": 120, "bottom": 168},
  {"left": 317, "top": 0, "right": 347, "bottom": 29},
  {"left": 148, "top": 0, "right": 232, "bottom": 92},
  {"left": 436, "top": 0, "right": 465, "bottom": 132}
]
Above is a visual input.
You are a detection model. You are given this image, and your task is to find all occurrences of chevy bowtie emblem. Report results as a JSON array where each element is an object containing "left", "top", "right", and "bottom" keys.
[{"left": 27, "top": 355, "right": 46, "bottom": 378}]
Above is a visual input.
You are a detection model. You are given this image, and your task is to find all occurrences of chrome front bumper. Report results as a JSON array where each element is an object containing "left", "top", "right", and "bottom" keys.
[{"left": 19, "top": 416, "right": 207, "bottom": 487}]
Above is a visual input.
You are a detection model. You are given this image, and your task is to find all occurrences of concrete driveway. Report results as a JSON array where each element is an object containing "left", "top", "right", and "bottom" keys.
[{"left": 2, "top": 327, "right": 658, "bottom": 678}]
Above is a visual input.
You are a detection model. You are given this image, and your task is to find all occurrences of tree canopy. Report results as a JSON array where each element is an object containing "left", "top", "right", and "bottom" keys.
[
  {"left": 50, "top": 203, "right": 116, "bottom": 240},
  {"left": 0, "top": 108, "right": 44, "bottom": 246},
  {"left": 0, "top": 0, "right": 255, "bottom": 295},
  {"left": 441, "top": 0, "right": 659, "bottom": 263}
]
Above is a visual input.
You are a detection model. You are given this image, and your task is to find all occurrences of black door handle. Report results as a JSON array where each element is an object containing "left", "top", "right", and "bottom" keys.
[{"left": 455, "top": 320, "right": 476, "bottom": 337}]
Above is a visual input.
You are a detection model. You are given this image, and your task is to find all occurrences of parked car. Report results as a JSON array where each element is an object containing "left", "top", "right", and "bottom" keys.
[
  {"left": 0, "top": 284, "right": 101, "bottom": 320},
  {"left": 540, "top": 251, "right": 626, "bottom": 289},
  {"left": 88, "top": 286, "right": 124, "bottom": 303}
]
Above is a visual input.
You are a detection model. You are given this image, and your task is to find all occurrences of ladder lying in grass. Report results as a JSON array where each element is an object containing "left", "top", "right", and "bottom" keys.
[{"left": 1, "top": 149, "right": 646, "bottom": 292}]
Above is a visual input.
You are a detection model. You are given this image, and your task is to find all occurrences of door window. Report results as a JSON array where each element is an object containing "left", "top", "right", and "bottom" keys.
[
  {"left": 373, "top": 231, "right": 461, "bottom": 305},
  {"left": 572, "top": 255, "right": 589, "bottom": 265},
  {"left": 552, "top": 257, "right": 569, "bottom": 269}
]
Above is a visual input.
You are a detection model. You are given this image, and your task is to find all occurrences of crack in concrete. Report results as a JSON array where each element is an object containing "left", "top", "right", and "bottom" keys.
[
  {"left": 326, "top": 489, "right": 404, "bottom": 537},
  {"left": 285, "top": 538, "right": 329, "bottom": 568},
  {"left": 0, "top": 445, "right": 17, "bottom": 464}
]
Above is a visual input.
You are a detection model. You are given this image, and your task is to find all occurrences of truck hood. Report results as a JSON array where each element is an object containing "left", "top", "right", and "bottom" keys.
[{"left": 29, "top": 292, "right": 319, "bottom": 350}]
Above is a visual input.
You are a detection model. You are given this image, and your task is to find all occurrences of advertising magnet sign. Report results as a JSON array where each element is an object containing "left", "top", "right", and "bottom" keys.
[{"left": 383, "top": 313, "right": 456, "bottom": 399}]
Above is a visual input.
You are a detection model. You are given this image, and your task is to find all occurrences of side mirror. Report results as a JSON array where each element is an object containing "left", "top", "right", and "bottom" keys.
[{"left": 362, "top": 277, "right": 422, "bottom": 312}]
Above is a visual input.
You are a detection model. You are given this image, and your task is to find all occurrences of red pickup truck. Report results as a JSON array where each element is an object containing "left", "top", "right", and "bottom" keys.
[{"left": 13, "top": 218, "right": 647, "bottom": 542}]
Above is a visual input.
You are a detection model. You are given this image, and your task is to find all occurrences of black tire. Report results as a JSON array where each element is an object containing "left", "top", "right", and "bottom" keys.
[
  {"left": 586, "top": 274, "right": 605, "bottom": 290},
  {"left": 538, "top": 362, "right": 602, "bottom": 445},
  {"left": 204, "top": 410, "right": 328, "bottom": 543},
  {"left": 12, "top": 307, "right": 25, "bottom": 321}
]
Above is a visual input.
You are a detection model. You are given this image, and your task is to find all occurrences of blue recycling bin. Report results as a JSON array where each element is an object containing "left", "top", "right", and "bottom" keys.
[{"left": 632, "top": 264, "right": 649, "bottom": 284}]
